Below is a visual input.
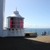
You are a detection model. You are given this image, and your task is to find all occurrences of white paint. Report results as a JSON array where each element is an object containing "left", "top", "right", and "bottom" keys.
[
  {"left": 8, "top": 18, "right": 10, "bottom": 28},
  {"left": 0, "top": 0, "right": 5, "bottom": 37},
  {"left": 2, "top": 29, "right": 24, "bottom": 37},
  {"left": 2, "top": 30, "right": 8, "bottom": 37},
  {"left": 2, "top": 28, "right": 24, "bottom": 37},
  {"left": 8, "top": 9, "right": 24, "bottom": 19}
]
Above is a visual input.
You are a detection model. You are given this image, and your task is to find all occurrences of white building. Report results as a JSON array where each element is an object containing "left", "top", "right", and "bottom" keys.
[
  {"left": 0, "top": 0, "right": 25, "bottom": 37},
  {"left": 0, "top": 0, "right": 5, "bottom": 37},
  {"left": 7, "top": 9, "right": 24, "bottom": 37}
]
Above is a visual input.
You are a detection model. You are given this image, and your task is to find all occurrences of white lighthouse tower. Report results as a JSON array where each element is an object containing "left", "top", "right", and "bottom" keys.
[
  {"left": 7, "top": 9, "right": 24, "bottom": 37},
  {"left": 0, "top": 0, "right": 5, "bottom": 37},
  {"left": 0, "top": 0, "right": 25, "bottom": 37}
]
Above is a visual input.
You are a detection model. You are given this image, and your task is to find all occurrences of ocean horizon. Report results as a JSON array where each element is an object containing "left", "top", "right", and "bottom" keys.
[{"left": 24, "top": 28, "right": 50, "bottom": 36}]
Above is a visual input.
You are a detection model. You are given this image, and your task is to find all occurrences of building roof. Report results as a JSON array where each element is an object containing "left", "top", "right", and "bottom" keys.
[{"left": 7, "top": 8, "right": 24, "bottom": 19}]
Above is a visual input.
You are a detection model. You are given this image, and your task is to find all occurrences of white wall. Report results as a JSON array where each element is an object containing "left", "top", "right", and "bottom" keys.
[
  {"left": 8, "top": 18, "right": 10, "bottom": 28},
  {"left": 2, "top": 29, "right": 24, "bottom": 37},
  {"left": 3, "top": 30, "right": 8, "bottom": 37},
  {"left": 7, "top": 29, "right": 25, "bottom": 37},
  {"left": 0, "top": 0, "right": 5, "bottom": 36}
]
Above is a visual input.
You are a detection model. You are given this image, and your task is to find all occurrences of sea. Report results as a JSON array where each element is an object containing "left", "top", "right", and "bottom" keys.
[{"left": 24, "top": 28, "right": 50, "bottom": 36}]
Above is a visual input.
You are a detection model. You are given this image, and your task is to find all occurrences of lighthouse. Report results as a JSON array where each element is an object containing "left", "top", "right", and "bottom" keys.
[
  {"left": 7, "top": 9, "right": 24, "bottom": 36},
  {"left": 0, "top": 0, "right": 25, "bottom": 37}
]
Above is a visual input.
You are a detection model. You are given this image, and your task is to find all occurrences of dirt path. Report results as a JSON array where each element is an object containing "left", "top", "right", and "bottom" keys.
[{"left": 26, "top": 36, "right": 50, "bottom": 43}]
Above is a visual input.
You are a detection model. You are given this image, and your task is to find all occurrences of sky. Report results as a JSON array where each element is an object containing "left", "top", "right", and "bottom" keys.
[{"left": 4, "top": 0, "right": 50, "bottom": 28}]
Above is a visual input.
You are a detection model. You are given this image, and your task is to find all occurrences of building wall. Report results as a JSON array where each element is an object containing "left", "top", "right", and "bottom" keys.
[
  {"left": 0, "top": 0, "right": 5, "bottom": 36},
  {"left": 7, "top": 29, "right": 25, "bottom": 36},
  {"left": 8, "top": 18, "right": 10, "bottom": 28},
  {"left": 2, "top": 29, "right": 24, "bottom": 37},
  {"left": 3, "top": 30, "right": 8, "bottom": 37}
]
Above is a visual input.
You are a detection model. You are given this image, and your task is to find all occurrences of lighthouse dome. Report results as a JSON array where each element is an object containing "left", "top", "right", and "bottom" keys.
[
  {"left": 8, "top": 8, "right": 24, "bottom": 19},
  {"left": 11, "top": 10, "right": 20, "bottom": 17}
]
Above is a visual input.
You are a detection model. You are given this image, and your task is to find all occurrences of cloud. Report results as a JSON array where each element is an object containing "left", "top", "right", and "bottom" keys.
[
  {"left": 24, "top": 22, "right": 50, "bottom": 28},
  {"left": 24, "top": 22, "right": 39, "bottom": 28}
]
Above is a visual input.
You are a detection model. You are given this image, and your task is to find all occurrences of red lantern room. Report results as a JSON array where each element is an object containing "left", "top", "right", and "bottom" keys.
[{"left": 7, "top": 9, "right": 24, "bottom": 29}]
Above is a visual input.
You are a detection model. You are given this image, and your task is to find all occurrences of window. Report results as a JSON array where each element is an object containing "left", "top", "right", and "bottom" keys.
[
  {"left": 12, "top": 29, "right": 14, "bottom": 31},
  {"left": 9, "top": 29, "right": 10, "bottom": 31},
  {"left": 20, "top": 20, "right": 23, "bottom": 28},
  {"left": 17, "top": 25, "right": 20, "bottom": 28},
  {"left": 16, "top": 29, "right": 18, "bottom": 33},
  {"left": 12, "top": 24, "right": 15, "bottom": 28},
  {"left": 10, "top": 20, "right": 12, "bottom": 28},
  {"left": 12, "top": 29, "right": 14, "bottom": 33}
]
